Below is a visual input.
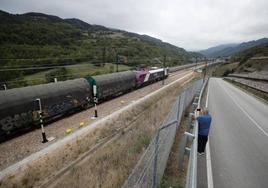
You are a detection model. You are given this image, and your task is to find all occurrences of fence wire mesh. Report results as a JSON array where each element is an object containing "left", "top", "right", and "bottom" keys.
[{"left": 122, "top": 79, "right": 203, "bottom": 188}]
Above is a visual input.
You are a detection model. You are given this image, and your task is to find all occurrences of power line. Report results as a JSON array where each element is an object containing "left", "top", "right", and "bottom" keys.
[
  {"left": 0, "top": 67, "right": 132, "bottom": 84},
  {"left": 0, "top": 57, "right": 174, "bottom": 71}
]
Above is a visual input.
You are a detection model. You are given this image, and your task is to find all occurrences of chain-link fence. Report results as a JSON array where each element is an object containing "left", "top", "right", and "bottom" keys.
[{"left": 122, "top": 79, "right": 203, "bottom": 188}]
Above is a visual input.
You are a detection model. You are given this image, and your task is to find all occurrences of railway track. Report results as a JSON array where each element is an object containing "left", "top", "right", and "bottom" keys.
[{"left": 0, "top": 68, "right": 193, "bottom": 171}]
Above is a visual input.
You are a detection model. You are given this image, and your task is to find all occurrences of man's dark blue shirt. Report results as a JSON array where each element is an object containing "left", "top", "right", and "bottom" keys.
[{"left": 197, "top": 114, "right": 212, "bottom": 136}]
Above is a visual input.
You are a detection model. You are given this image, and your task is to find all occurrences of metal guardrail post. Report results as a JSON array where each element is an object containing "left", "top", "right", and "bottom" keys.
[
  {"left": 187, "top": 113, "right": 194, "bottom": 132},
  {"left": 192, "top": 102, "right": 198, "bottom": 110},
  {"left": 178, "top": 130, "right": 195, "bottom": 170}
]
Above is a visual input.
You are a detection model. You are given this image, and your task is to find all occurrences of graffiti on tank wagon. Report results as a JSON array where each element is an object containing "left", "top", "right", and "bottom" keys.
[
  {"left": 47, "top": 100, "right": 73, "bottom": 115},
  {"left": 0, "top": 111, "right": 33, "bottom": 133}
]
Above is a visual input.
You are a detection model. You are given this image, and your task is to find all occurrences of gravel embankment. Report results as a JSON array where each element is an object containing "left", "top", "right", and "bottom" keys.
[
  {"left": 0, "top": 70, "right": 192, "bottom": 171},
  {"left": 226, "top": 77, "right": 268, "bottom": 93}
]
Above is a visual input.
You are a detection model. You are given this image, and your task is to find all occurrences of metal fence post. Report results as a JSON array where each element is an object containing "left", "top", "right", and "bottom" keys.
[{"left": 152, "top": 129, "right": 160, "bottom": 188}]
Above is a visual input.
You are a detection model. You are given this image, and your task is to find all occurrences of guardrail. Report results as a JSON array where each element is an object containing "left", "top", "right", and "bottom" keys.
[
  {"left": 225, "top": 77, "right": 268, "bottom": 93},
  {"left": 122, "top": 79, "right": 204, "bottom": 188},
  {"left": 228, "top": 73, "right": 268, "bottom": 82},
  {"left": 178, "top": 78, "right": 208, "bottom": 188}
]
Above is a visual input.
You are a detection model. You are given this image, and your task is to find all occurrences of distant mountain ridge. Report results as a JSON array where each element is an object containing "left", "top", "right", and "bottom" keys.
[
  {"left": 199, "top": 43, "right": 238, "bottom": 57},
  {"left": 0, "top": 10, "right": 189, "bottom": 61},
  {"left": 199, "top": 38, "right": 268, "bottom": 57}
]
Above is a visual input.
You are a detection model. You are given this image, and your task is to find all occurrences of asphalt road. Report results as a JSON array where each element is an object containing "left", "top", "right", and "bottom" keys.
[{"left": 207, "top": 78, "right": 268, "bottom": 188}]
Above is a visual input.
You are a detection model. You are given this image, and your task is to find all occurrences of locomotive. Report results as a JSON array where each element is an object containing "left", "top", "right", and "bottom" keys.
[{"left": 0, "top": 68, "right": 169, "bottom": 138}]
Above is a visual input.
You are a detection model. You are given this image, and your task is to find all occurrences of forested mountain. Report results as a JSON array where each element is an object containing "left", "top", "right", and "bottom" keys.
[
  {"left": 231, "top": 43, "right": 268, "bottom": 64},
  {"left": 199, "top": 38, "right": 268, "bottom": 58},
  {"left": 0, "top": 10, "right": 189, "bottom": 63},
  {"left": 0, "top": 10, "right": 191, "bottom": 84}
]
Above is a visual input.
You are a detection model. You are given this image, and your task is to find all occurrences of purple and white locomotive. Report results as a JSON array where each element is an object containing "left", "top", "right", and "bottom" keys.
[{"left": 135, "top": 68, "right": 168, "bottom": 87}]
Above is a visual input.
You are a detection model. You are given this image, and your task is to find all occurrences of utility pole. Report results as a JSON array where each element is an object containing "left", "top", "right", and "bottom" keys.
[
  {"left": 116, "top": 53, "right": 119, "bottom": 72},
  {"left": 162, "top": 55, "right": 166, "bottom": 85},
  {"left": 102, "top": 47, "right": 106, "bottom": 67}
]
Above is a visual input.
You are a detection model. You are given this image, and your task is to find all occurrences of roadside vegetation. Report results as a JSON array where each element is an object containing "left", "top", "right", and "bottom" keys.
[
  {"left": 211, "top": 62, "right": 239, "bottom": 77},
  {"left": 231, "top": 43, "right": 268, "bottom": 64}
]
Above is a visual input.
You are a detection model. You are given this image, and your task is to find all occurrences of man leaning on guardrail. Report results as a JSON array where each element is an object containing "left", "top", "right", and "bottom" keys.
[{"left": 195, "top": 108, "right": 212, "bottom": 155}]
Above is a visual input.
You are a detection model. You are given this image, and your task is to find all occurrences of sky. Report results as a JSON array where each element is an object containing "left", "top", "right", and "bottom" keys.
[{"left": 1, "top": 0, "right": 268, "bottom": 51}]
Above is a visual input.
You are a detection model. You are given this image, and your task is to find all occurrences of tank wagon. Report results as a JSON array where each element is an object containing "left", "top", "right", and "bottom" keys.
[
  {"left": 0, "top": 68, "right": 169, "bottom": 138},
  {"left": 0, "top": 79, "right": 91, "bottom": 137},
  {"left": 87, "top": 71, "right": 136, "bottom": 101}
]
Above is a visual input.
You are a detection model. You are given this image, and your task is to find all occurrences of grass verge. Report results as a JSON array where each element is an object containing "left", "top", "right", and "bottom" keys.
[{"left": 159, "top": 103, "right": 193, "bottom": 188}]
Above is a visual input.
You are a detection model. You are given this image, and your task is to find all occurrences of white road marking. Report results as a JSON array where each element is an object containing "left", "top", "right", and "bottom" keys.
[
  {"left": 219, "top": 79, "right": 268, "bottom": 137},
  {"left": 205, "top": 80, "right": 214, "bottom": 188}
]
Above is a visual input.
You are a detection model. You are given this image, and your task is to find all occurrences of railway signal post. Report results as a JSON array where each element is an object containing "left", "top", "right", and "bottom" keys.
[
  {"left": 36, "top": 98, "right": 48, "bottom": 143},
  {"left": 93, "top": 85, "right": 98, "bottom": 118}
]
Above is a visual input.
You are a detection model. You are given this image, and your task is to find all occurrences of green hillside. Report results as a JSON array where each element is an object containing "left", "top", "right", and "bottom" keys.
[
  {"left": 200, "top": 38, "right": 268, "bottom": 58},
  {"left": 0, "top": 10, "right": 191, "bottom": 87},
  {"left": 231, "top": 43, "right": 268, "bottom": 63},
  {"left": 230, "top": 44, "right": 268, "bottom": 73}
]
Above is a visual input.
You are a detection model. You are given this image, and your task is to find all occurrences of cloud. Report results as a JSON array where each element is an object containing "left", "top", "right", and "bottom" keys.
[{"left": 1, "top": 0, "right": 268, "bottom": 50}]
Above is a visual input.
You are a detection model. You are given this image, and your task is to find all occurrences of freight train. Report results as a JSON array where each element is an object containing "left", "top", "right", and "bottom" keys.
[{"left": 0, "top": 68, "right": 169, "bottom": 138}]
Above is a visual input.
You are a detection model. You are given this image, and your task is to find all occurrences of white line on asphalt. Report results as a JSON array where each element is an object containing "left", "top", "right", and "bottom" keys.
[
  {"left": 220, "top": 79, "right": 268, "bottom": 137},
  {"left": 205, "top": 79, "right": 214, "bottom": 188}
]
